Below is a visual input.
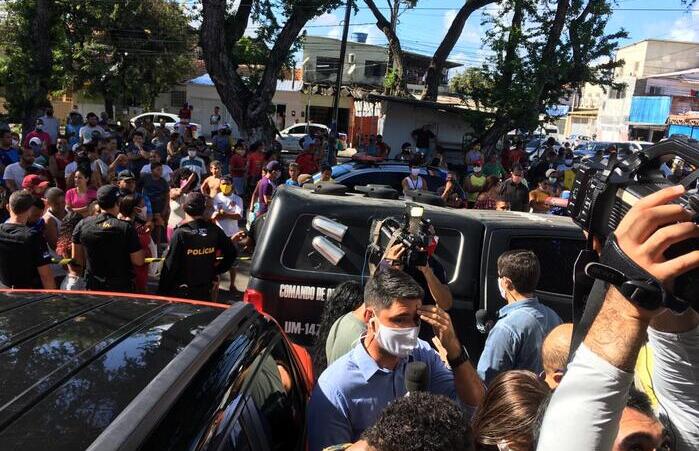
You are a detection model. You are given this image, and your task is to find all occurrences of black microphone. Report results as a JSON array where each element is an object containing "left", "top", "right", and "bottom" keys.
[
  {"left": 476, "top": 309, "right": 495, "bottom": 334},
  {"left": 405, "top": 361, "right": 428, "bottom": 395}
]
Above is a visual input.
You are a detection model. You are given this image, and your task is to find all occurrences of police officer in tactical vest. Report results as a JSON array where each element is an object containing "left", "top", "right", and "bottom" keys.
[
  {"left": 158, "top": 192, "right": 237, "bottom": 301},
  {"left": 72, "top": 185, "right": 145, "bottom": 291}
]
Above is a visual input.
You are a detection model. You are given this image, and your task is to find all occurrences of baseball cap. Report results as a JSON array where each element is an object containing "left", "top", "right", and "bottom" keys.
[
  {"left": 22, "top": 174, "right": 49, "bottom": 190},
  {"left": 28, "top": 137, "right": 42, "bottom": 147},
  {"left": 266, "top": 160, "right": 281, "bottom": 172},
  {"left": 96, "top": 185, "right": 120, "bottom": 209},
  {"left": 182, "top": 192, "right": 206, "bottom": 216},
  {"left": 117, "top": 170, "right": 136, "bottom": 181},
  {"left": 473, "top": 160, "right": 483, "bottom": 167},
  {"left": 545, "top": 169, "right": 558, "bottom": 178},
  {"left": 220, "top": 175, "right": 233, "bottom": 184}
]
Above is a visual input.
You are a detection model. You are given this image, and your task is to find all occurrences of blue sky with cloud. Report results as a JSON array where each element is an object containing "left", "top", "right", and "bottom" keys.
[{"left": 299, "top": 0, "right": 699, "bottom": 72}]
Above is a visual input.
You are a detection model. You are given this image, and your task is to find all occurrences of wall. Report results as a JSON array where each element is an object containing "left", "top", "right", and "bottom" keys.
[{"left": 377, "top": 100, "right": 474, "bottom": 157}]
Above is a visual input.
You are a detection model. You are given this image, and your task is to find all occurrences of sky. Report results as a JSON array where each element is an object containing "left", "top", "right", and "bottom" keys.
[{"left": 297, "top": 0, "right": 699, "bottom": 72}]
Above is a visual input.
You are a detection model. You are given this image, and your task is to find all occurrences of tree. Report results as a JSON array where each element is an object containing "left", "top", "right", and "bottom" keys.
[
  {"left": 60, "top": 0, "right": 195, "bottom": 115},
  {"left": 453, "top": 0, "right": 626, "bottom": 150},
  {"left": 200, "top": 0, "right": 343, "bottom": 142},
  {"left": 0, "top": 0, "right": 61, "bottom": 134}
]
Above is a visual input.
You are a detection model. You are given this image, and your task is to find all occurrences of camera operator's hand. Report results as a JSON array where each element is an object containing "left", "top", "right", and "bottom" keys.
[
  {"left": 383, "top": 243, "right": 406, "bottom": 263},
  {"left": 418, "top": 305, "right": 460, "bottom": 359},
  {"left": 615, "top": 185, "right": 699, "bottom": 288}
]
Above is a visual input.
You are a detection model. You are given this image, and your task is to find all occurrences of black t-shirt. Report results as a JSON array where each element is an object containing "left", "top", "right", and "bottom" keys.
[
  {"left": 412, "top": 129, "right": 436, "bottom": 148},
  {"left": 0, "top": 223, "right": 52, "bottom": 288},
  {"left": 498, "top": 179, "right": 530, "bottom": 212},
  {"left": 158, "top": 218, "right": 237, "bottom": 294},
  {"left": 72, "top": 213, "right": 141, "bottom": 281},
  {"left": 405, "top": 256, "right": 448, "bottom": 342}
]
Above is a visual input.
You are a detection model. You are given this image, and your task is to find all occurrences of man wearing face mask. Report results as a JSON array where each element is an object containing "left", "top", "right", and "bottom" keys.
[
  {"left": 464, "top": 160, "right": 486, "bottom": 208},
  {"left": 556, "top": 153, "right": 576, "bottom": 190},
  {"left": 497, "top": 165, "right": 529, "bottom": 212},
  {"left": 476, "top": 250, "right": 561, "bottom": 385},
  {"left": 178, "top": 146, "right": 207, "bottom": 188},
  {"left": 23, "top": 119, "right": 51, "bottom": 151},
  {"left": 401, "top": 162, "right": 427, "bottom": 196},
  {"left": 307, "top": 268, "right": 484, "bottom": 451}
]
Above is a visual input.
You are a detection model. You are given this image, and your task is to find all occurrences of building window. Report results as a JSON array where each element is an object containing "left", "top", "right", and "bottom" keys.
[
  {"left": 609, "top": 87, "right": 626, "bottom": 99},
  {"left": 364, "top": 60, "right": 387, "bottom": 78},
  {"left": 649, "top": 86, "right": 662, "bottom": 95},
  {"left": 316, "top": 57, "right": 341, "bottom": 81},
  {"left": 170, "top": 91, "right": 186, "bottom": 107}
]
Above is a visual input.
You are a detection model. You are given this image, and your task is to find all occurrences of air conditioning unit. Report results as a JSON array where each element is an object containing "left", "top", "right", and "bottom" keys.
[{"left": 348, "top": 53, "right": 356, "bottom": 64}]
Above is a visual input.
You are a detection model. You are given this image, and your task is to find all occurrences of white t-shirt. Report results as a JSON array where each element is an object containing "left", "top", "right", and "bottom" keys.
[
  {"left": 212, "top": 192, "right": 243, "bottom": 237},
  {"left": 140, "top": 163, "right": 173, "bottom": 182},
  {"left": 39, "top": 115, "right": 60, "bottom": 145},
  {"left": 179, "top": 156, "right": 206, "bottom": 186},
  {"left": 3, "top": 162, "right": 43, "bottom": 187},
  {"left": 79, "top": 125, "right": 107, "bottom": 143},
  {"left": 64, "top": 159, "right": 108, "bottom": 180}
]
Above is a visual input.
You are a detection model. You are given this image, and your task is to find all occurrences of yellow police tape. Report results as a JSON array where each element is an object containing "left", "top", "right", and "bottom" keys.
[{"left": 52, "top": 256, "right": 251, "bottom": 265}]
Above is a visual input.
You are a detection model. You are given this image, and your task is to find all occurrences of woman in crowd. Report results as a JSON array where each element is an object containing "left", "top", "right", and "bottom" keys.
[
  {"left": 471, "top": 370, "right": 550, "bottom": 451},
  {"left": 167, "top": 168, "right": 196, "bottom": 240},
  {"left": 438, "top": 171, "right": 466, "bottom": 208},
  {"left": 65, "top": 168, "right": 97, "bottom": 216},
  {"left": 473, "top": 176, "right": 502, "bottom": 210},
  {"left": 118, "top": 193, "right": 151, "bottom": 292}
]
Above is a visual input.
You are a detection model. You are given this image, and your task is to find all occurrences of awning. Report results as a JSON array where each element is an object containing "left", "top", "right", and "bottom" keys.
[{"left": 628, "top": 96, "right": 672, "bottom": 125}]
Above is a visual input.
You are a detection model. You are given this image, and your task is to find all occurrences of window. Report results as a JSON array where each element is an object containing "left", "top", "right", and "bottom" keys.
[
  {"left": 649, "top": 86, "right": 663, "bottom": 95},
  {"left": 609, "top": 87, "right": 626, "bottom": 99},
  {"left": 170, "top": 90, "right": 186, "bottom": 107},
  {"left": 316, "top": 57, "right": 340, "bottom": 80},
  {"left": 508, "top": 237, "right": 585, "bottom": 296},
  {"left": 364, "top": 60, "right": 387, "bottom": 78}
]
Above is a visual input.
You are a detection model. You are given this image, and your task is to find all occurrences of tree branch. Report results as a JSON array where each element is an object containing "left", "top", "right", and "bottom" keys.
[
  {"left": 364, "top": 0, "right": 408, "bottom": 94},
  {"left": 421, "top": 0, "right": 499, "bottom": 101},
  {"left": 229, "top": 0, "right": 253, "bottom": 44}
]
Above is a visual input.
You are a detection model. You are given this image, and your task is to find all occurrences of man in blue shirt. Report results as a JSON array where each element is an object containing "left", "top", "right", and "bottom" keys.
[
  {"left": 307, "top": 268, "right": 484, "bottom": 451},
  {"left": 477, "top": 249, "right": 562, "bottom": 385}
]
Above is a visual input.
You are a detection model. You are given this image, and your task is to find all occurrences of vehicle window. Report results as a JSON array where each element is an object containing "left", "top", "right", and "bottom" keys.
[
  {"left": 508, "top": 237, "right": 585, "bottom": 296},
  {"left": 331, "top": 164, "right": 352, "bottom": 179},
  {"left": 156, "top": 115, "right": 173, "bottom": 124},
  {"left": 339, "top": 171, "right": 386, "bottom": 192},
  {"left": 228, "top": 419, "right": 253, "bottom": 451},
  {"left": 287, "top": 126, "right": 304, "bottom": 135},
  {"left": 309, "top": 126, "right": 325, "bottom": 135},
  {"left": 240, "top": 337, "right": 306, "bottom": 451}
]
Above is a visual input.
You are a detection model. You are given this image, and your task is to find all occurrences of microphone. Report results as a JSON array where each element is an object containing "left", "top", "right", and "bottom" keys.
[
  {"left": 476, "top": 309, "right": 495, "bottom": 334},
  {"left": 405, "top": 361, "right": 428, "bottom": 395}
]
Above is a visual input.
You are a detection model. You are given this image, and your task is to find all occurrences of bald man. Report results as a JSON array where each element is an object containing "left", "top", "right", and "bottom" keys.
[{"left": 541, "top": 323, "right": 574, "bottom": 389}]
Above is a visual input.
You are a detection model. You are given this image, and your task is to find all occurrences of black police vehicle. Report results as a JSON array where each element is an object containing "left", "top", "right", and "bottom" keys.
[
  {"left": 313, "top": 161, "right": 448, "bottom": 192},
  {"left": 0, "top": 290, "right": 313, "bottom": 450},
  {"left": 245, "top": 186, "right": 585, "bottom": 357}
]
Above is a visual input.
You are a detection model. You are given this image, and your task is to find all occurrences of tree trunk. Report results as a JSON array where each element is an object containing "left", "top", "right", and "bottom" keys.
[
  {"left": 364, "top": 0, "right": 408, "bottom": 96},
  {"left": 479, "top": 117, "right": 510, "bottom": 153},
  {"left": 201, "top": 0, "right": 308, "bottom": 143},
  {"left": 22, "top": 0, "right": 53, "bottom": 135},
  {"left": 421, "top": 0, "right": 498, "bottom": 101},
  {"left": 104, "top": 97, "right": 114, "bottom": 119}
]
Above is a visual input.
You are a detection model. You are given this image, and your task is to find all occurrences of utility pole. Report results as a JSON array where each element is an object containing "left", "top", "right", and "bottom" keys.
[{"left": 332, "top": 0, "right": 352, "bottom": 130}]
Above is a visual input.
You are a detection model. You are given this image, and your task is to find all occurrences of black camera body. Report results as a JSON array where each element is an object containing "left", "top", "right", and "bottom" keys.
[
  {"left": 567, "top": 135, "right": 699, "bottom": 308},
  {"left": 369, "top": 204, "right": 433, "bottom": 269}
]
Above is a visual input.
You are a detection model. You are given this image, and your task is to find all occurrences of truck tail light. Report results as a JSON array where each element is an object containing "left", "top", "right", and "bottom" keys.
[{"left": 244, "top": 289, "right": 264, "bottom": 312}]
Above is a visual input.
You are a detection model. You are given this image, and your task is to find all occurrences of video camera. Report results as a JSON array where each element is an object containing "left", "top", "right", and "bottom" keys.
[
  {"left": 567, "top": 135, "right": 699, "bottom": 310},
  {"left": 368, "top": 203, "right": 435, "bottom": 269}
]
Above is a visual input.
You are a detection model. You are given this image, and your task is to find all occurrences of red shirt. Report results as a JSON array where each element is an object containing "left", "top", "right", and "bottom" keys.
[
  {"left": 23, "top": 130, "right": 52, "bottom": 148},
  {"left": 229, "top": 153, "right": 247, "bottom": 177},
  {"left": 295, "top": 152, "right": 318, "bottom": 175},
  {"left": 502, "top": 148, "right": 526, "bottom": 171},
  {"left": 246, "top": 151, "right": 266, "bottom": 180}
]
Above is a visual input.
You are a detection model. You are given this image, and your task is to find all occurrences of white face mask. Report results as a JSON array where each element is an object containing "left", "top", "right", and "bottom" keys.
[
  {"left": 410, "top": 168, "right": 420, "bottom": 177},
  {"left": 188, "top": 150, "right": 196, "bottom": 158},
  {"left": 564, "top": 159, "right": 573, "bottom": 166},
  {"left": 371, "top": 317, "right": 419, "bottom": 358},
  {"left": 498, "top": 277, "right": 508, "bottom": 300},
  {"left": 473, "top": 166, "right": 482, "bottom": 173},
  {"left": 548, "top": 177, "right": 557, "bottom": 184}
]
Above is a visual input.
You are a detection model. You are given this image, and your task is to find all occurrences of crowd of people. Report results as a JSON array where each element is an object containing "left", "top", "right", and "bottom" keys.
[{"left": 0, "top": 106, "right": 697, "bottom": 451}]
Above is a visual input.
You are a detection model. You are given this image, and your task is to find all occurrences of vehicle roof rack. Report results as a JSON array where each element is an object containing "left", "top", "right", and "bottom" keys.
[
  {"left": 302, "top": 181, "right": 348, "bottom": 196},
  {"left": 404, "top": 190, "right": 446, "bottom": 207},
  {"left": 87, "top": 303, "right": 252, "bottom": 451},
  {"left": 355, "top": 184, "right": 399, "bottom": 199}
]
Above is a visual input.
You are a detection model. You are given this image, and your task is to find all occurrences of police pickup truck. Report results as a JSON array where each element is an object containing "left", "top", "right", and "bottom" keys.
[{"left": 245, "top": 185, "right": 585, "bottom": 357}]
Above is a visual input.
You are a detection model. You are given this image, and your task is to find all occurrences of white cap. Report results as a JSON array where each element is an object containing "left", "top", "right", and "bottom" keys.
[{"left": 28, "top": 137, "right": 42, "bottom": 147}]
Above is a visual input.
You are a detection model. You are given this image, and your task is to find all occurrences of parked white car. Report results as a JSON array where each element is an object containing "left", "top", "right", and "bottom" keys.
[
  {"left": 566, "top": 134, "right": 592, "bottom": 147},
  {"left": 130, "top": 112, "right": 201, "bottom": 138},
  {"left": 276, "top": 122, "right": 331, "bottom": 152}
]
